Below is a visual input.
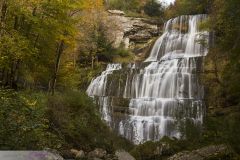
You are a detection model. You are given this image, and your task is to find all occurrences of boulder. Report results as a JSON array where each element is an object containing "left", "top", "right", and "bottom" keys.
[
  {"left": 76, "top": 150, "right": 85, "bottom": 159},
  {"left": 0, "top": 151, "right": 64, "bottom": 160},
  {"left": 88, "top": 148, "right": 107, "bottom": 159},
  {"left": 115, "top": 150, "right": 136, "bottom": 160},
  {"left": 168, "top": 145, "right": 234, "bottom": 160},
  {"left": 105, "top": 154, "right": 118, "bottom": 160},
  {"left": 70, "top": 149, "right": 85, "bottom": 159}
]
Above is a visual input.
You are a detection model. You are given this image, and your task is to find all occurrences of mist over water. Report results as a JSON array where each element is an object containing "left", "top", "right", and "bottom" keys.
[{"left": 87, "top": 15, "right": 209, "bottom": 144}]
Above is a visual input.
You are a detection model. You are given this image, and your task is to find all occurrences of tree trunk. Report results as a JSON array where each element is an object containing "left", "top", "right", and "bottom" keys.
[
  {"left": 49, "top": 40, "right": 65, "bottom": 95},
  {"left": 0, "top": 0, "right": 7, "bottom": 36},
  {"left": 91, "top": 55, "right": 94, "bottom": 69}
]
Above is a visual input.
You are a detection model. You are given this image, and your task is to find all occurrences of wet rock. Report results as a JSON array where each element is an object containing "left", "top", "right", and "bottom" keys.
[
  {"left": 115, "top": 150, "right": 136, "bottom": 160},
  {"left": 88, "top": 148, "right": 107, "bottom": 159},
  {"left": 168, "top": 145, "right": 234, "bottom": 160}
]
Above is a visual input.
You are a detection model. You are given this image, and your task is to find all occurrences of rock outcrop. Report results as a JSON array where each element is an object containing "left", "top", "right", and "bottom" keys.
[
  {"left": 115, "top": 150, "right": 136, "bottom": 160},
  {"left": 88, "top": 148, "right": 107, "bottom": 159},
  {"left": 105, "top": 10, "right": 160, "bottom": 58},
  {"left": 168, "top": 145, "right": 235, "bottom": 160},
  {"left": 70, "top": 149, "right": 85, "bottom": 159}
]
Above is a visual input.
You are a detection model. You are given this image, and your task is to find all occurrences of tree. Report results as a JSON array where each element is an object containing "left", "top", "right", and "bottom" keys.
[
  {"left": 209, "top": 0, "right": 240, "bottom": 106},
  {"left": 164, "top": 0, "right": 211, "bottom": 19},
  {"left": 106, "top": 0, "right": 141, "bottom": 12},
  {"left": 0, "top": 0, "right": 105, "bottom": 93},
  {"left": 144, "top": 0, "right": 164, "bottom": 17}
]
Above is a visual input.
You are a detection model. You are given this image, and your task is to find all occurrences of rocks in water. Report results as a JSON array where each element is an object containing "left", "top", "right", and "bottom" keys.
[
  {"left": 115, "top": 150, "right": 136, "bottom": 160},
  {"left": 168, "top": 145, "right": 234, "bottom": 160}
]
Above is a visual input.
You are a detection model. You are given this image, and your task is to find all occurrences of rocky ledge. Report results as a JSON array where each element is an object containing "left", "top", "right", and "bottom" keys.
[
  {"left": 105, "top": 10, "right": 161, "bottom": 58},
  {"left": 168, "top": 145, "right": 236, "bottom": 160}
]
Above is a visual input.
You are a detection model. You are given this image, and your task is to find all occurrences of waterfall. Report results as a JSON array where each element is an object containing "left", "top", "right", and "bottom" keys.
[{"left": 87, "top": 15, "right": 209, "bottom": 144}]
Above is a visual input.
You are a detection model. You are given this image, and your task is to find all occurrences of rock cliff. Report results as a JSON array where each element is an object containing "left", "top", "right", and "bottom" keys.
[{"left": 105, "top": 10, "right": 161, "bottom": 59}]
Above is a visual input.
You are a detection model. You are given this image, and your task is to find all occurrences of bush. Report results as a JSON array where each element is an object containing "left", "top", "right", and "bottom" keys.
[
  {"left": 0, "top": 89, "right": 62, "bottom": 150},
  {"left": 47, "top": 90, "right": 133, "bottom": 152},
  {"left": 144, "top": 0, "right": 164, "bottom": 17},
  {"left": 107, "top": 0, "right": 141, "bottom": 12},
  {"left": 164, "top": 0, "right": 210, "bottom": 19},
  {"left": 0, "top": 88, "right": 133, "bottom": 156}
]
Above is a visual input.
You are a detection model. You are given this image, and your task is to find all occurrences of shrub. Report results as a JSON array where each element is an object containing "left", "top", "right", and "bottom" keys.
[
  {"left": 0, "top": 89, "right": 62, "bottom": 150},
  {"left": 47, "top": 90, "right": 133, "bottom": 152},
  {"left": 144, "top": 0, "right": 164, "bottom": 17}
]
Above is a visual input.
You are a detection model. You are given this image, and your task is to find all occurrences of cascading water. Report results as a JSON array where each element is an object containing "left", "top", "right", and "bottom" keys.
[{"left": 87, "top": 15, "right": 209, "bottom": 144}]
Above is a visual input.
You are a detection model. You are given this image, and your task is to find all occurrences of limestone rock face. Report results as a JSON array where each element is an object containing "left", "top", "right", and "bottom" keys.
[
  {"left": 168, "top": 145, "right": 234, "bottom": 160},
  {"left": 105, "top": 10, "right": 160, "bottom": 55}
]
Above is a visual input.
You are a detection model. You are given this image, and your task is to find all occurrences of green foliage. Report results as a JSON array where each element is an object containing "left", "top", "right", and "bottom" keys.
[
  {"left": 165, "top": 0, "right": 210, "bottom": 19},
  {"left": 203, "top": 110, "right": 240, "bottom": 154},
  {"left": 144, "top": 0, "right": 164, "bottom": 17},
  {"left": 210, "top": 0, "right": 240, "bottom": 106},
  {"left": 47, "top": 90, "right": 133, "bottom": 152},
  {"left": 130, "top": 136, "right": 207, "bottom": 160},
  {"left": 178, "top": 119, "right": 202, "bottom": 142},
  {"left": 201, "top": 0, "right": 240, "bottom": 106},
  {"left": 0, "top": 88, "right": 133, "bottom": 154},
  {"left": 94, "top": 26, "right": 132, "bottom": 62},
  {"left": 0, "top": 0, "right": 92, "bottom": 89},
  {"left": 106, "top": 0, "right": 141, "bottom": 12},
  {"left": 0, "top": 89, "right": 63, "bottom": 150},
  {"left": 78, "top": 65, "right": 104, "bottom": 91},
  {"left": 0, "top": 0, "right": 134, "bottom": 155}
]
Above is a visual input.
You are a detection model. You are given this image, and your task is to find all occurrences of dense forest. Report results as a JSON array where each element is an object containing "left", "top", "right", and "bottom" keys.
[{"left": 0, "top": 0, "right": 240, "bottom": 160}]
